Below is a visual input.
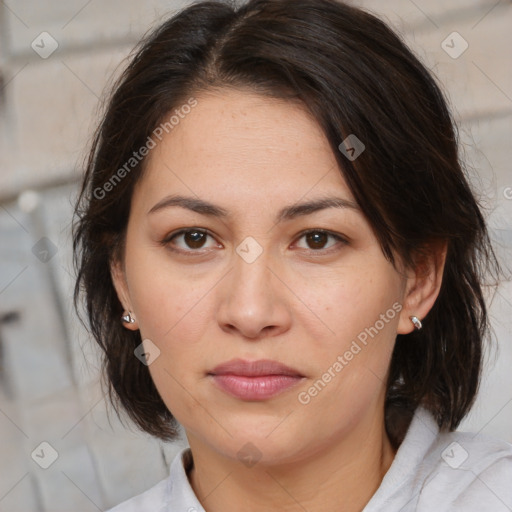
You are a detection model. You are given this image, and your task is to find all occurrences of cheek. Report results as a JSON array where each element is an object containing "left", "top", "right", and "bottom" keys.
[
  {"left": 294, "top": 277, "right": 400, "bottom": 437},
  {"left": 129, "top": 267, "right": 218, "bottom": 421},
  {"left": 126, "top": 244, "right": 219, "bottom": 343},
  {"left": 292, "top": 259, "right": 402, "bottom": 353},
  {"left": 290, "top": 261, "right": 403, "bottom": 420}
]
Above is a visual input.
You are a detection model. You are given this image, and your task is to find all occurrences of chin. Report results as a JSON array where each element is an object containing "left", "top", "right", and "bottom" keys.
[{"left": 197, "top": 419, "right": 310, "bottom": 467}]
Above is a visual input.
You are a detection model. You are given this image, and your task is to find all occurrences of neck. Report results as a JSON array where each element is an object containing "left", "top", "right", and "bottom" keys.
[{"left": 186, "top": 409, "right": 396, "bottom": 512}]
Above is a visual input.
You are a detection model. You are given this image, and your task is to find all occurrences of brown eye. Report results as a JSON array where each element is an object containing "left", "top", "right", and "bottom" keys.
[
  {"left": 183, "top": 230, "right": 207, "bottom": 249},
  {"left": 165, "top": 228, "right": 218, "bottom": 252},
  {"left": 295, "top": 230, "right": 347, "bottom": 251},
  {"left": 305, "top": 231, "right": 329, "bottom": 249}
]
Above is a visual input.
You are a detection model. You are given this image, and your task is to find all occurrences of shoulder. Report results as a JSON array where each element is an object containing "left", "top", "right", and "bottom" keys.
[
  {"left": 105, "top": 446, "right": 200, "bottom": 512},
  {"left": 105, "top": 478, "right": 170, "bottom": 512},
  {"left": 417, "top": 428, "right": 512, "bottom": 511},
  {"left": 366, "top": 407, "right": 512, "bottom": 512}
]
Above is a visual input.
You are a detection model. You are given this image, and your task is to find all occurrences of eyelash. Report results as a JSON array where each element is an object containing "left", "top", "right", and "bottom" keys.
[{"left": 160, "top": 228, "right": 348, "bottom": 256}]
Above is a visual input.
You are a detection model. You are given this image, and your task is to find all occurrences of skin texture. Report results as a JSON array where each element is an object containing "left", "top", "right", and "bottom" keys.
[{"left": 111, "top": 88, "right": 446, "bottom": 512}]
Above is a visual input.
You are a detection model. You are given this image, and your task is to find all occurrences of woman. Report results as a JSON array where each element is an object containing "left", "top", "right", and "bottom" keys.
[{"left": 73, "top": 0, "right": 512, "bottom": 510}]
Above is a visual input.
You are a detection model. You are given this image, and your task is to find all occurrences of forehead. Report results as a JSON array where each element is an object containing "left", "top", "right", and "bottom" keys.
[{"left": 136, "top": 88, "right": 354, "bottom": 210}]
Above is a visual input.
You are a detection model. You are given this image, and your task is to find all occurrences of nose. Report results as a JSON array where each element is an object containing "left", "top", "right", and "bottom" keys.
[{"left": 216, "top": 247, "right": 292, "bottom": 340}]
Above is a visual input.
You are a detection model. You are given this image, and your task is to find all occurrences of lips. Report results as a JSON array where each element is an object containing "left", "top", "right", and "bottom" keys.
[
  {"left": 208, "top": 359, "right": 305, "bottom": 400},
  {"left": 210, "top": 358, "right": 303, "bottom": 377}
]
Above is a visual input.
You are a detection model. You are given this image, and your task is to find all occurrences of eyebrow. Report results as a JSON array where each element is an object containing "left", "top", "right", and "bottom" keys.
[{"left": 148, "top": 194, "right": 360, "bottom": 222}]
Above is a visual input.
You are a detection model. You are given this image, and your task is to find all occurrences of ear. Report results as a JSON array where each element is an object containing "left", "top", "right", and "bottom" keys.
[
  {"left": 110, "top": 258, "right": 139, "bottom": 331},
  {"left": 397, "top": 241, "right": 448, "bottom": 335}
]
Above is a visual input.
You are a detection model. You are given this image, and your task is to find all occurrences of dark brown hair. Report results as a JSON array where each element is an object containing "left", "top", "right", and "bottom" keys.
[{"left": 73, "top": 0, "right": 500, "bottom": 444}]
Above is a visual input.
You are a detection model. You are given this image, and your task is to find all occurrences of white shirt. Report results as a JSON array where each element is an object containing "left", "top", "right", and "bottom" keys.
[{"left": 106, "top": 407, "right": 512, "bottom": 511}]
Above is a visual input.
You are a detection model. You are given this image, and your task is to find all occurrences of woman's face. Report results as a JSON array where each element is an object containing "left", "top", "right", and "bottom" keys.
[{"left": 113, "top": 89, "right": 414, "bottom": 465}]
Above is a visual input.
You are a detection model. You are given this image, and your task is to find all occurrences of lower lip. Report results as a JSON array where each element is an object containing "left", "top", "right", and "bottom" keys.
[{"left": 210, "top": 374, "right": 303, "bottom": 400}]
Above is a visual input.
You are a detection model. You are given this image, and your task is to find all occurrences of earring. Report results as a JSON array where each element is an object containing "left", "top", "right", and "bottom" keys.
[
  {"left": 410, "top": 315, "right": 422, "bottom": 330},
  {"left": 121, "top": 311, "right": 135, "bottom": 324}
]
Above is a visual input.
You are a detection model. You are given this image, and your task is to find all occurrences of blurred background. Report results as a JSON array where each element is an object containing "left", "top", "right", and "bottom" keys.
[{"left": 0, "top": 0, "right": 511, "bottom": 510}]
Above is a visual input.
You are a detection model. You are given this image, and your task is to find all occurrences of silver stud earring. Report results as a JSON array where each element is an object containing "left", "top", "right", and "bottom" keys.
[
  {"left": 121, "top": 311, "right": 135, "bottom": 324},
  {"left": 410, "top": 315, "right": 422, "bottom": 330}
]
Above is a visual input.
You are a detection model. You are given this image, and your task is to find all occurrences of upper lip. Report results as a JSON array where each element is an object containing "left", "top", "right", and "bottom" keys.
[{"left": 209, "top": 358, "right": 304, "bottom": 377}]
